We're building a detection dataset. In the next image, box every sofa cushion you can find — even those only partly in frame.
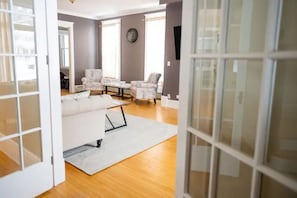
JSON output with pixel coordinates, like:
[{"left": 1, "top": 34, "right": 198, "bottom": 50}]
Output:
[
  {"left": 62, "top": 94, "right": 113, "bottom": 116},
  {"left": 61, "top": 90, "right": 90, "bottom": 101}
]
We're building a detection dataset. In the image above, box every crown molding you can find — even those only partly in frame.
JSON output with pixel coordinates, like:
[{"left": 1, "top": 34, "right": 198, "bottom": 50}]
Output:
[
  {"left": 96, "top": 5, "right": 166, "bottom": 20},
  {"left": 58, "top": 9, "right": 98, "bottom": 20},
  {"left": 58, "top": 4, "right": 166, "bottom": 21}
]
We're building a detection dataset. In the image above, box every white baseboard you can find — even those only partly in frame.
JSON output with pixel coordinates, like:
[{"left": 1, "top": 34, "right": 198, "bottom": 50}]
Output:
[{"left": 161, "top": 96, "right": 179, "bottom": 109}]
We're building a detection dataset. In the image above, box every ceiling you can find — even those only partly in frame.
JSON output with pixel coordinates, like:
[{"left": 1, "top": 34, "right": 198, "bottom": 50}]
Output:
[{"left": 57, "top": 0, "right": 166, "bottom": 20}]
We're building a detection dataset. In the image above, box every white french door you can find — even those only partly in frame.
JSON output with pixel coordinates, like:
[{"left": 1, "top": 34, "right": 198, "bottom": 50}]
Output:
[
  {"left": 177, "top": 0, "right": 297, "bottom": 198},
  {"left": 0, "top": 0, "right": 53, "bottom": 197}
]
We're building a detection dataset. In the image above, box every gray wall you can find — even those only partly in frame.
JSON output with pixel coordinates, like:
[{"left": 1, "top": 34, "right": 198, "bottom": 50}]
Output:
[
  {"left": 120, "top": 14, "right": 145, "bottom": 82},
  {"left": 97, "top": 14, "right": 145, "bottom": 82},
  {"left": 163, "top": 2, "right": 182, "bottom": 100},
  {"left": 58, "top": 14, "right": 99, "bottom": 84}
]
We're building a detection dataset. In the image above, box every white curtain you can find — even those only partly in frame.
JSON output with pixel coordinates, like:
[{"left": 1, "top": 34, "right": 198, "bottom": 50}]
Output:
[
  {"left": 0, "top": 0, "right": 13, "bottom": 82},
  {"left": 144, "top": 12, "right": 166, "bottom": 82},
  {"left": 101, "top": 19, "right": 121, "bottom": 79}
]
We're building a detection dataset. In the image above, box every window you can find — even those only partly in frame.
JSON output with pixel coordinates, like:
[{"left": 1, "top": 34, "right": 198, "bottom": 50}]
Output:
[
  {"left": 58, "top": 29, "right": 70, "bottom": 68},
  {"left": 144, "top": 12, "right": 166, "bottom": 82},
  {"left": 101, "top": 19, "right": 121, "bottom": 79}
]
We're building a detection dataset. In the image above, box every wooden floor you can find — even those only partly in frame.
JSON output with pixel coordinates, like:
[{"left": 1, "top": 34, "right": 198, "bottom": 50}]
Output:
[
  {"left": 0, "top": 151, "right": 20, "bottom": 177},
  {"left": 38, "top": 93, "right": 178, "bottom": 198}
]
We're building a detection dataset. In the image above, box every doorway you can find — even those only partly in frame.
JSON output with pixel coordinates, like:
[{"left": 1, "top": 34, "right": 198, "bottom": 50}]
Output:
[{"left": 58, "top": 20, "right": 75, "bottom": 93}]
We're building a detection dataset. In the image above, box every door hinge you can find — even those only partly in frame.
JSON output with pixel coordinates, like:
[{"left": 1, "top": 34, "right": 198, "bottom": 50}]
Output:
[
  {"left": 46, "top": 55, "right": 49, "bottom": 65},
  {"left": 51, "top": 156, "right": 54, "bottom": 165}
]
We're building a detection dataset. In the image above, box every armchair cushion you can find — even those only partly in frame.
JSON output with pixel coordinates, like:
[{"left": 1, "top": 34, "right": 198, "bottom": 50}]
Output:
[
  {"left": 146, "top": 73, "right": 161, "bottom": 84},
  {"left": 130, "top": 81, "right": 157, "bottom": 88},
  {"left": 130, "top": 73, "right": 161, "bottom": 101},
  {"left": 85, "top": 69, "right": 102, "bottom": 82},
  {"left": 81, "top": 69, "right": 104, "bottom": 91}
]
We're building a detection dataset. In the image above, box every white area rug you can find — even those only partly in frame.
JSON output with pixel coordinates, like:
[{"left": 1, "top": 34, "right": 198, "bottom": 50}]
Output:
[{"left": 64, "top": 110, "right": 177, "bottom": 175}]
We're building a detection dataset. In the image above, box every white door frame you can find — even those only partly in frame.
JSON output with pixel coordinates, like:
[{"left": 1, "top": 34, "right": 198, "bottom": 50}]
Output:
[
  {"left": 46, "top": 0, "right": 65, "bottom": 186},
  {"left": 58, "top": 20, "right": 75, "bottom": 93}
]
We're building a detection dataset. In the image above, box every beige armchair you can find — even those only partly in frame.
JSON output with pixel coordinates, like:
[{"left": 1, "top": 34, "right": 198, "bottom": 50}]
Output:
[
  {"left": 130, "top": 73, "right": 162, "bottom": 104},
  {"left": 81, "top": 69, "right": 104, "bottom": 92}
]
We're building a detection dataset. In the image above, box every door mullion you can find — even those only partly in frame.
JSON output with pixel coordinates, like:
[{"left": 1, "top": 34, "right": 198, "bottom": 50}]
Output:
[
  {"left": 208, "top": 0, "right": 229, "bottom": 196},
  {"left": 208, "top": 146, "right": 218, "bottom": 198},
  {"left": 250, "top": 0, "right": 281, "bottom": 197},
  {"left": 9, "top": 0, "right": 27, "bottom": 171}
]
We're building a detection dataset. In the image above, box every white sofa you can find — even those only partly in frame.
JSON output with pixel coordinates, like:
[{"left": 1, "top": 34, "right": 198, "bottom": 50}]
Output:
[{"left": 61, "top": 92, "right": 113, "bottom": 151}]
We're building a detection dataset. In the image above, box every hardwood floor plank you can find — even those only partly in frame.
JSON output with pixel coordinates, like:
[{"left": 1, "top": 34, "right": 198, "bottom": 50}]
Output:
[
  {"left": 38, "top": 95, "right": 177, "bottom": 197},
  {"left": 0, "top": 151, "right": 20, "bottom": 177}
]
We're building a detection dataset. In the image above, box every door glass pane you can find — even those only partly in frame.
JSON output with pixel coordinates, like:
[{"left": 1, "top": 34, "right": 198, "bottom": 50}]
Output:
[
  {"left": 0, "top": 12, "right": 12, "bottom": 54},
  {"left": 260, "top": 175, "right": 297, "bottom": 198},
  {"left": 0, "top": 56, "right": 16, "bottom": 95},
  {"left": 0, "top": 98, "right": 18, "bottom": 136},
  {"left": 265, "top": 60, "right": 297, "bottom": 181},
  {"left": 196, "top": 0, "right": 221, "bottom": 53},
  {"left": 0, "top": 137, "right": 21, "bottom": 177},
  {"left": 188, "top": 134, "right": 211, "bottom": 198},
  {"left": 191, "top": 59, "right": 216, "bottom": 136},
  {"left": 13, "top": 15, "right": 35, "bottom": 54},
  {"left": 20, "top": 95, "right": 40, "bottom": 131},
  {"left": 15, "top": 57, "right": 37, "bottom": 93},
  {"left": 226, "top": 0, "right": 269, "bottom": 52},
  {"left": 278, "top": 0, "right": 297, "bottom": 50},
  {"left": 0, "top": 0, "right": 10, "bottom": 10},
  {"left": 23, "top": 131, "right": 42, "bottom": 167},
  {"left": 219, "top": 60, "right": 263, "bottom": 157},
  {"left": 215, "top": 150, "right": 252, "bottom": 198},
  {"left": 12, "top": 0, "right": 33, "bottom": 14}
]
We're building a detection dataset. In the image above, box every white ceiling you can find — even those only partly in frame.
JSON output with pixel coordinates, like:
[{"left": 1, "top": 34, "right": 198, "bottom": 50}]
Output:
[{"left": 57, "top": 0, "right": 165, "bottom": 20}]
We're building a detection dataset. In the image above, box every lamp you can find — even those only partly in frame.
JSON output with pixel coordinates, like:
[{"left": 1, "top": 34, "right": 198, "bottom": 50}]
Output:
[{"left": 69, "top": 0, "right": 75, "bottom": 3}]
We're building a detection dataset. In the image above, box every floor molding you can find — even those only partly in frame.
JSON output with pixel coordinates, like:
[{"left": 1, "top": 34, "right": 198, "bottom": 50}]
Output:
[{"left": 161, "top": 96, "right": 179, "bottom": 109}]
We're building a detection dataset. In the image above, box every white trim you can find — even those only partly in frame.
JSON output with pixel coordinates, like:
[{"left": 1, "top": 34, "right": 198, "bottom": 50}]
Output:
[
  {"left": 46, "top": 0, "right": 66, "bottom": 186},
  {"left": 97, "top": 6, "right": 166, "bottom": 20},
  {"left": 190, "top": 52, "right": 265, "bottom": 59},
  {"left": 175, "top": 0, "right": 194, "bottom": 197},
  {"left": 101, "top": 18, "right": 121, "bottom": 25},
  {"left": 58, "top": 5, "right": 166, "bottom": 20},
  {"left": 58, "top": 10, "right": 97, "bottom": 20},
  {"left": 58, "top": 20, "right": 75, "bottom": 93},
  {"left": 144, "top": 11, "right": 166, "bottom": 20},
  {"left": 160, "top": 95, "right": 179, "bottom": 109},
  {"left": 268, "top": 51, "right": 297, "bottom": 59},
  {"left": 190, "top": 51, "right": 297, "bottom": 60},
  {"left": 257, "top": 165, "right": 297, "bottom": 193}
]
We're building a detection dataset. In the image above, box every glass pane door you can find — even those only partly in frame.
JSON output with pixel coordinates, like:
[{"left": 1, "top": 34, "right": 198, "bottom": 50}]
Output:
[
  {"left": 177, "top": 0, "right": 297, "bottom": 197},
  {"left": 0, "top": 0, "right": 53, "bottom": 196},
  {"left": 0, "top": 0, "right": 42, "bottom": 177}
]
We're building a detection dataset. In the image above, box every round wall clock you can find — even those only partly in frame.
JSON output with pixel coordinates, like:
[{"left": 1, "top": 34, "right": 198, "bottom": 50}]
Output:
[{"left": 126, "top": 28, "right": 138, "bottom": 43}]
